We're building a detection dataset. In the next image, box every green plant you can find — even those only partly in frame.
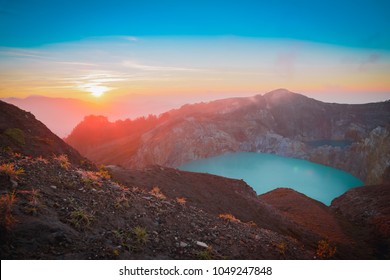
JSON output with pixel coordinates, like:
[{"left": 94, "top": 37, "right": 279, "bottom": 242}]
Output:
[
  {"left": 197, "top": 247, "right": 214, "bottom": 260},
  {"left": 53, "top": 154, "right": 71, "bottom": 170},
  {"left": 0, "top": 163, "right": 24, "bottom": 180},
  {"left": 69, "top": 208, "right": 94, "bottom": 229},
  {"left": 0, "top": 191, "right": 17, "bottom": 229},
  {"left": 132, "top": 226, "right": 148, "bottom": 245},
  {"left": 4, "top": 128, "right": 25, "bottom": 146},
  {"left": 150, "top": 186, "right": 166, "bottom": 199},
  {"left": 316, "top": 239, "right": 337, "bottom": 259}
]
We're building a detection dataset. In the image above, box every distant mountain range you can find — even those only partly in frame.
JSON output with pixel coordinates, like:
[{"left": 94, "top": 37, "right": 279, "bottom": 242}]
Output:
[
  {"left": 2, "top": 94, "right": 230, "bottom": 137},
  {"left": 66, "top": 89, "right": 390, "bottom": 184}
]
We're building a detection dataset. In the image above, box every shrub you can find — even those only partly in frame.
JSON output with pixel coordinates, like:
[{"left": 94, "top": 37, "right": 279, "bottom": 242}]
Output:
[
  {"left": 115, "top": 193, "right": 130, "bottom": 208},
  {"left": 275, "top": 241, "right": 286, "bottom": 256},
  {"left": 4, "top": 128, "right": 25, "bottom": 146},
  {"left": 246, "top": 221, "right": 257, "bottom": 227},
  {"left": 53, "top": 154, "right": 71, "bottom": 170},
  {"left": 0, "top": 163, "right": 24, "bottom": 180},
  {"left": 218, "top": 213, "right": 241, "bottom": 223},
  {"left": 132, "top": 226, "right": 148, "bottom": 245},
  {"left": 69, "top": 208, "right": 94, "bottom": 229},
  {"left": 18, "top": 189, "right": 41, "bottom": 215},
  {"left": 197, "top": 247, "right": 214, "bottom": 260},
  {"left": 316, "top": 239, "right": 337, "bottom": 259},
  {"left": 35, "top": 156, "right": 49, "bottom": 164},
  {"left": 0, "top": 191, "right": 17, "bottom": 229},
  {"left": 150, "top": 186, "right": 166, "bottom": 199},
  {"left": 77, "top": 170, "right": 102, "bottom": 187},
  {"left": 98, "top": 165, "right": 111, "bottom": 179},
  {"left": 176, "top": 197, "right": 187, "bottom": 205}
]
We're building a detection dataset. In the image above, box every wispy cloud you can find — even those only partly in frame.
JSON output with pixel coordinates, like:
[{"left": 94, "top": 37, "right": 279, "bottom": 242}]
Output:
[
  {"left": 0, "top": 47, "right": 47, "bottom": 59},
  {"left": 122, "top": 61, "right": 204, "bottom": 72}
]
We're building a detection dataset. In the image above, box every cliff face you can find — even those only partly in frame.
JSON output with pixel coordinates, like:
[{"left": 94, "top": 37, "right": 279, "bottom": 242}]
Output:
[{"left": 66, "top": 89, "right": 390, "bottom": 184}]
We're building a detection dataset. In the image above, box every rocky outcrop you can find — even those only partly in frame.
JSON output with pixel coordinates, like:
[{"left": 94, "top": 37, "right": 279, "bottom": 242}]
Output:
[{"left": 65, "top": 89, "right": 390, "bottom": 184}]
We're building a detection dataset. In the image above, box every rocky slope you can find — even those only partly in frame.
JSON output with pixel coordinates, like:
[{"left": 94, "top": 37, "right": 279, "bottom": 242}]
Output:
[
  {"left": 331, "top": 184, "right": 390, "bottom": 259},
  {"left": 0, "top": 100, "right": 85, "bottom": 166},
  {"left": 0, "top": 151, "right": 314, "bottom": 259},
  {"left": 66, "top": 89, "right": 390, "bottom": 184}
]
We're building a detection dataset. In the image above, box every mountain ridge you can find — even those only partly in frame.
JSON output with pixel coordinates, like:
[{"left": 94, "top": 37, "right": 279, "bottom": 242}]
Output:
[{"left": 66, "top": 89, "right": 390, "bottom": 184}]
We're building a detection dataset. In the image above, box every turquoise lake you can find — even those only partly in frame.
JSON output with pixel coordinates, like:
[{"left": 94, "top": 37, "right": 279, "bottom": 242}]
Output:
[{"left": 179, "top": 152, "right": 364, "bottom": 205}]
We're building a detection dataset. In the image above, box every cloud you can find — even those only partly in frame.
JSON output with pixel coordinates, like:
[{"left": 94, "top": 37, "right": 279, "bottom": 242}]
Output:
[
  {"left": 0, "top": 47, "right": 47, "bottom": 59},
  {"left": 122, "top": 61, "right": 203, "bottom": 72},
  {"left": 123, "top": 36, "right": 138, "bottom": 42}
]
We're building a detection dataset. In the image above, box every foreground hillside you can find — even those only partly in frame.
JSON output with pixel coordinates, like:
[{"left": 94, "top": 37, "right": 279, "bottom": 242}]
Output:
[
  {"left": 66, "top": 89, "right": 390, "bottom": 184},
  {"left": 0, "top": 151, "right": 314, "bottom": 259},
  {"left": 2, "top": 150, "right": 389, "bottom": 259},
  {"left": 1, "top": 99, "right": 388, "bottom": 259}
]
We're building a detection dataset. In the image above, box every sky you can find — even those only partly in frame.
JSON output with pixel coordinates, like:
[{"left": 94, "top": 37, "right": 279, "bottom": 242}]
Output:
[{"left": 0, "top": 0, "right": 390, "bottom": 104}]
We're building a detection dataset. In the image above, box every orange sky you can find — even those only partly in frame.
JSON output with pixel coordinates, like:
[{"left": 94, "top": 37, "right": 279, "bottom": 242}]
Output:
[{"left": 1, "top": 36, "right": 390, "bottom": 104}]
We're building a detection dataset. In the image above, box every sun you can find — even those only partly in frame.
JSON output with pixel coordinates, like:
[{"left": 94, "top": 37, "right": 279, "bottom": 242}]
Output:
[{"left": 88, "top": 85, "right": 109, "bottom": 97}]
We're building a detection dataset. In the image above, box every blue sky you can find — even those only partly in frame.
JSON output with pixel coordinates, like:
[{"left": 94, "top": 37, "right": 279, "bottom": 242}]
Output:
[
  {"left": 0, "top": 0, "right": 389, "bottom": 103},
  {"left": 0, "top": 0, "right": 389, "bottom": 49}
]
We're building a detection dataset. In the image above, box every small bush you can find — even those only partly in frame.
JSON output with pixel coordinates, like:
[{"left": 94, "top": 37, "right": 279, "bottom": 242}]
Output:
[
  {"left": 18, "top": 189, "right": 42, "bottom": 215},
  {"left": 218, "top": 213, "right": 241, "bottom": 223},
  {"left": 0, "top": 163, "right": 24, "bottom": 180},
  {"left": 150, "top": 186, "right": 166, "bottom": 199},
  {"left": 197, "top": 247, "right": 214, "bottom": 260},
  {"left": 115, "top": 193, "right": 130, "bottom": 208},
  {"left": 132, "top": 226, "right": 148, "bottom": 245},
  {"left": 316, "top": 239, "right": 337, "bottom": 259},
  {"left": 98, "top": 165, "right": 111, "bottom": 179},
  {"left": 275, "top": 241, "right": 286, "bottom": 256},
  {"left": 69, "top": 208, "right": 94, "bottom": 229},
  {"left": 53, "top": 154, "right": 71, "bottom": 170},
  {"left": 4, "top": 128, "right": 25, "bottom": 146},
  {"left": 246, "top": 221, "right": 257, "bottom": 227},
  {"left": 35, "top": 156, "right": 49, "bottom": 164},
  {"left": 0, "top": 191, "right": 17, "bottom": 229},
  {"left": 176, "top": 197, "right": 187, "bottom": 205}
]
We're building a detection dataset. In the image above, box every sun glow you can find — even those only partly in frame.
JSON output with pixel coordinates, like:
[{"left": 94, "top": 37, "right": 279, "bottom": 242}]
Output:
[
  {"left": 88, "top": 85, "right": 109, "bottom": 97},
  {"left": 78, "top": 83, "right": 111, "bottom": 98}
]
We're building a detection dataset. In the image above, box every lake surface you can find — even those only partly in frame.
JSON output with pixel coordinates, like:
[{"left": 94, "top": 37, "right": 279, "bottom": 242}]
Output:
[{"left": 179, "top": 152, "right": 363, "bottom": 205}]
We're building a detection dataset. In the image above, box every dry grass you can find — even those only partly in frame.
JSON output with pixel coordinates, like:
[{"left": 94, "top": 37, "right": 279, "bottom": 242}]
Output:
[
  {"left": 0, "top": 191, "right": 17, "bottom": 229},
  {"left": 176, "top": 197, "right": 187, "bottom": 205},
  {"left": 133, "top": 226, "right": 148, "bottom": 245},
  {"left": 150, "top": 186, "right": 166, "bottom": 199},
  {"left": 218, "top": 213, "right": 241, "bottom": 223},
  {"left": 316, "top": 239, "right": 337, "bottom": 259},
  {"left": 0, "top": 163, "right": 24, "bottom": 180},
  {"left": 69, "top": 208, "right": 94, "bottom": 230},
  {"left": 53, "top": 154, "right": 71, "bottom": 170}
]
